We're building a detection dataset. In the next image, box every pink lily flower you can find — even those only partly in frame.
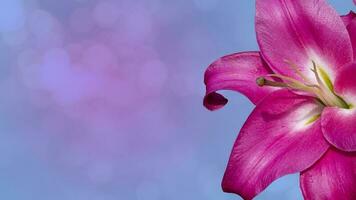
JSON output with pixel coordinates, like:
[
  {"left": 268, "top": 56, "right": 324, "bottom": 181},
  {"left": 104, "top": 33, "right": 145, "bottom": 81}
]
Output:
[{"left": 204, "top": 1, "right": 356, "bottom": 199}]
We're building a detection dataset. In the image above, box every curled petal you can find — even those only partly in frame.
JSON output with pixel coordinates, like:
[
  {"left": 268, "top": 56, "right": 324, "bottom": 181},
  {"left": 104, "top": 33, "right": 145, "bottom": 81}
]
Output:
[
  {"left": 222, "top": 89, "right": 329, "bottom": 200},
  {"left": 301, "top": 149, "right": 356, "bottom": 200},
  {"left": 321, "top": 62, "right": 356, "bottom": 151},
  {"left": 256, "top": 0, "right": 353, "bottom": 81},
  {"left": 203, "top": 52, "right": 275, "bottom": 111}
]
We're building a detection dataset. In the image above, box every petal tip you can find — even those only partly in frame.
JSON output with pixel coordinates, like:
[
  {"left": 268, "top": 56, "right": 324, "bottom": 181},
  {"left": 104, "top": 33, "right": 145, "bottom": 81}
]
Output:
[
  {"left": 222, "top": 178, "right": 253, "bottom": 200},
  {"left": 341, "top": 10, "right": 356, "bottom": 26},
  {"left": 203, "top": 92, "right": 228, "bottom": 111}
]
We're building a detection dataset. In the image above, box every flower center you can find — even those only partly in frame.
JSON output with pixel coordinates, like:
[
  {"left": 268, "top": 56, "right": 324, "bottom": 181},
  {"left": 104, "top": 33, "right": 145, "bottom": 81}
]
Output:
[{"left": 256, "top": 61, "right": 350, "bottom": 109}]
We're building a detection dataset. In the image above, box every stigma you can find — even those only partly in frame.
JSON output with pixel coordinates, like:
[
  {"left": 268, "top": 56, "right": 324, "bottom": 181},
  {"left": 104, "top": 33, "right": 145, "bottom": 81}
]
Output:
[{"left": 256, "top": 61, "right": 349, "bottom": 109}]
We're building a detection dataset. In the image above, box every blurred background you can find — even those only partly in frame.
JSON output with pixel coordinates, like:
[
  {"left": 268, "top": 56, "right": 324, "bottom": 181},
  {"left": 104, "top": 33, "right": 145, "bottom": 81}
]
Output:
[{"left": 0, "top": 0, "right": 353, "bottom": 199}]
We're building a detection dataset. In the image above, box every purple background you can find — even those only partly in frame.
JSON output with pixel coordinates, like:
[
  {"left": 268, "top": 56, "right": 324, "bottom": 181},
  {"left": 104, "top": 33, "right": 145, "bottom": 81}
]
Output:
[{"left": 0, "top": 0, "right": 353, "bottom": 199}]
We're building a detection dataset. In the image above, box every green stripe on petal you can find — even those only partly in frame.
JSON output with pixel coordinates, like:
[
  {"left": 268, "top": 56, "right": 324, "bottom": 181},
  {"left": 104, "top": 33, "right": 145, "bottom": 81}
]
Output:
[
  {"left": 305, "top": 113, "right": 321, "bottom": 125},
  {"left": 318, "top": 67, "right": 334, "bottom": 92}
]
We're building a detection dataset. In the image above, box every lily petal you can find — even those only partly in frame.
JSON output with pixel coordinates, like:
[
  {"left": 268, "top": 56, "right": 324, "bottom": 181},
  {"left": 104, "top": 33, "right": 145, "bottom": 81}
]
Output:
[
  {"left": 322, "top": 107, "right": 356, "bottom": 151},
  {"left": 203, "top": 52, "right": 275, "bottom": 111},
  {"left": 341, "top": 11, "right": 356, "bottom": 59},
  {"left": 347, "top": 19, "right": 356, "bottom": 59},
  {"left": 341, "top": 11, "right": 356, "bottom": 26},
  {"left": 300, "top": 148, "right": 356, "bottom": 200},
  {"left": 321, "top": 62, "right": 356, "bottom": 151},
  {"left": 256, "top": 0, "right": 353, "bottom": 81},
  {"left": 222, "top": 89, "right": 329, "bottom": 200}
]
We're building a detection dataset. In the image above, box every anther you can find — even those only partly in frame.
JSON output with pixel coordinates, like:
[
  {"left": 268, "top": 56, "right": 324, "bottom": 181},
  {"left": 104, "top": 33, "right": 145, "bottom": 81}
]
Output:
[{"left": 256, "top": 77, "right": 266, "bottom": 86}]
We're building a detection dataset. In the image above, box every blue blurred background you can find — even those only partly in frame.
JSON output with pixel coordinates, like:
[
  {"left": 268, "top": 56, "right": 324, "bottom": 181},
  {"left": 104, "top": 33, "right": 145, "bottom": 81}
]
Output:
[{"left": 0, "top": 0, "right": 353, "bottom": 199}]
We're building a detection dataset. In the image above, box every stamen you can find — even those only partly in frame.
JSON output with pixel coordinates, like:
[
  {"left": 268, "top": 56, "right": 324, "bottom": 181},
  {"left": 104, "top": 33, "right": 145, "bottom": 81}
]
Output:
[
  {"left": 311, "top": 61, "right": 349, "bottom": 109},
  {"left": 268, "top": 74, "right": 306, "bottom": 87},
  {"left": 256, "top": 77, "right": 288, "bottom": 87},
  {"left": 267, "top": 74, "right": 316, "bottom": 93},
  {"left": 310, "top": 62, "right": 334, "bottom": 105},
  {"left": 255, "top": 61, "right": 350, "bottom": 109},
  {"left": 311, "top": 61, "right": 324, "bottom": 89}
]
